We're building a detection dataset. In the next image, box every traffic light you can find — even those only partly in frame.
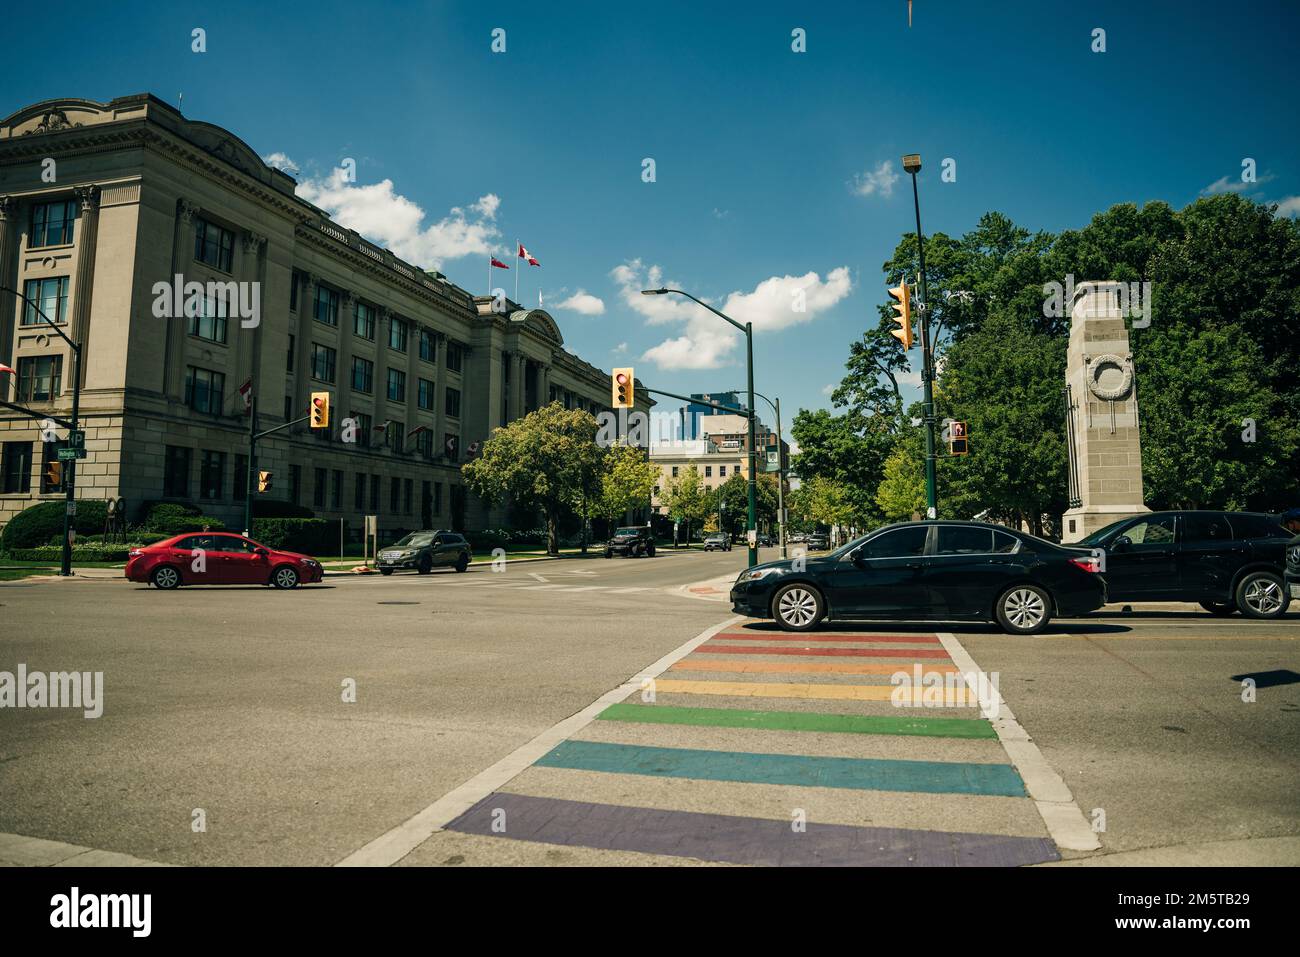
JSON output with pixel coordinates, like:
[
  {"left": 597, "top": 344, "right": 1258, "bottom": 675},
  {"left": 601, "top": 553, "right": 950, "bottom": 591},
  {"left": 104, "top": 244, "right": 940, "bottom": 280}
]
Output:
[
  {"left": 612, "top": 367, "right": 634, "bottom": 409},
  {"left": 310, "top": 391, "right": 330, "bottom": 429},
  {"left": 949, "top": 420, "right": 969, "bottom": 456},
  {"left": 888, "top": 280, "right": 913, "bottom": 350},
  {"left": 44, "top": 460, "right": 63, "bottom": 490},
  {"left": 257, "top": 470, "right": 273, "bottom": 493}
]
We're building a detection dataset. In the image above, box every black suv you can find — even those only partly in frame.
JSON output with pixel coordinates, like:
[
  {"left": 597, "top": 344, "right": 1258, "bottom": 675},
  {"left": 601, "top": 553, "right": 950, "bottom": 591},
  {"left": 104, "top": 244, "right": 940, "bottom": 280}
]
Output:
[
  {"left": 1286, "top": 534, "right": 1300, "bottom": 606},
  {"left": 605, "top": 526, "right": 656, "bottom": 558},
  {"left": 1076, "top": 511, "right": 1291, "bottom": 619},
  {"left": 377, "top": 530, "right": 471, "bottom": 575}
]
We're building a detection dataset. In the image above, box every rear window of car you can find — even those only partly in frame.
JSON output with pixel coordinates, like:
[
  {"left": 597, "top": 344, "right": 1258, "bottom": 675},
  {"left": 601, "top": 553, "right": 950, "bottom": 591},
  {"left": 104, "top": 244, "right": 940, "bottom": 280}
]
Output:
[
  {"left": 442, "top": 534, "right": 464, "bottom": 544},
  {"left": 1225, "top": 514, "right": 1288, "bottom": 540},
  {"left": 1183, "top": 512, "right": 1232, "bottom": 544},
  {"left": 936, "top": 526, "right": 993, "bottom": 554}
]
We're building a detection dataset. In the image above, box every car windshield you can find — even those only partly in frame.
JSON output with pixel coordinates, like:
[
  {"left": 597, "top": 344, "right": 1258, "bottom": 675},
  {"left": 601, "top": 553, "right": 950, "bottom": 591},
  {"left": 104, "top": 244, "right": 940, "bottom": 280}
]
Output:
[
  {"left": 615, "top": 527, "right": 641, "bottom": 536},
  {"left": 392, "top": 533, "right": 434, "bottom": 547},
  {"left": 1077, "top": 519, "right": 1131, "bottom": 546}
]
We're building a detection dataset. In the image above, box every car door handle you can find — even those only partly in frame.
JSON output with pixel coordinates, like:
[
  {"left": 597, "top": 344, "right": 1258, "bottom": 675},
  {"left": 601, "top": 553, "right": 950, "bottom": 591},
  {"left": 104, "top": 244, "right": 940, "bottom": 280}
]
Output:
[{"left": 905, "top": 562, "right": 924, "bottom": 569}]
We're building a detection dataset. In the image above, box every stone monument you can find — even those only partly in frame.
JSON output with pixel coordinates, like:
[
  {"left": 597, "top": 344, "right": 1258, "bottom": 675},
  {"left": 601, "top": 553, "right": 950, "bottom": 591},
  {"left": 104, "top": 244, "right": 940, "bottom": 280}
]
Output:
[{"left": 1061, "top": 281, "right": 1149, "bottom": 543}]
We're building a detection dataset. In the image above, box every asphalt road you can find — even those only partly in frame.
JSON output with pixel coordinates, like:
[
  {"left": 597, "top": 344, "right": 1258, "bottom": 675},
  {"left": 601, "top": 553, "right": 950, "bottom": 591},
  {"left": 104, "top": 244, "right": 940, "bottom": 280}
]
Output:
[{"left": 1, "top": 547, "right": 1297, "bottom": 866}]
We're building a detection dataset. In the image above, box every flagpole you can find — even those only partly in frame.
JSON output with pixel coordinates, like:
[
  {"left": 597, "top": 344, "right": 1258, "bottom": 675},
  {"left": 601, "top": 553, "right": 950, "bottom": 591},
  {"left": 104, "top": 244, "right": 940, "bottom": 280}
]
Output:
[{"left": 514, "top": 238, "right": 520, "bottom": 304}]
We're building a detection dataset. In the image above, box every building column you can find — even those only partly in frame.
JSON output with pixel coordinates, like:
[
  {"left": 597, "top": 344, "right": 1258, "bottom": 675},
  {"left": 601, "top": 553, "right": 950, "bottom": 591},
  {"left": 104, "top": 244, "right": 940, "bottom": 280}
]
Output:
[
  {"left": 237, "top": 230, "right": 266, "bottom": 401},
  {"left": 294, "top": 273, "right": 318, "bottom": 418},
  {"left": 69, "top": 185, "right": 101, "bottom": 389},
  {"left": 513, "top": 352, "right": 527, "bottom": 420},
  {"left": 539, "top": 362, "right": 552, "bottom": 410},
  {"left": 433, "top": 331, "right": 448, "bottom": 467},
  {"left": 164, "top": 199, "right": 197, "bottom": 399},
  {"left": 0, "top": 196, "right": 16, "bottom": 402}
]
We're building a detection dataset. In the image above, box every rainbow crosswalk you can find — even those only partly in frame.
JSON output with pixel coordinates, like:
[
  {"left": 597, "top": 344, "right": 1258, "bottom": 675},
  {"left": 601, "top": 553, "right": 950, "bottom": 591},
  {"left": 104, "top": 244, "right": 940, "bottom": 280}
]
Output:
[{"left": 445, "top": 621, "right": 1061, "bottom": 866}]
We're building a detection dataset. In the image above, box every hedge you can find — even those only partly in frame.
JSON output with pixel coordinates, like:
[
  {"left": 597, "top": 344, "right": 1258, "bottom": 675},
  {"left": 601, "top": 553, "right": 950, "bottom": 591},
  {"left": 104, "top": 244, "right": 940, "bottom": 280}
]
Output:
[
  {"left": 250, "top": 518, "right": 334, "bottom": 555},
  {"left": 1, "top": 500, "right": 110, "bottom": 551},
  {"left": 6, "top": 543, "right": 138, "bottom": 563},
  {"left": 148, "top": 514, "right": 226, "bottom": 535}
]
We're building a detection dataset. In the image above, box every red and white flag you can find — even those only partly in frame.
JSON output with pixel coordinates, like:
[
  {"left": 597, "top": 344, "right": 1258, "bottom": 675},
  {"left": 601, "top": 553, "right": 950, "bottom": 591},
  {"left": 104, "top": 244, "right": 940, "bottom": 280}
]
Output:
[
  {"left": 517, "top": 243, "right": 540, "bottom": 267},
  {"left": 237, "top": 377, "right": 253, "bottom": 413},
  {"left": 490, "top": 256, "right": 510, "bottom": 269},
  {"left": 0, "top": 363, "right": 16, "bottom": 377}
]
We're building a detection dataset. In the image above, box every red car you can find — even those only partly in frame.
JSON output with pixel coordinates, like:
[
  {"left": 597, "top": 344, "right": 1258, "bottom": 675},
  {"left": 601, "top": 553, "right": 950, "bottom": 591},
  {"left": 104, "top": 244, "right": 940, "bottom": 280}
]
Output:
[{"left": 125, "top": 532, "right": 324, "bottom": 589}]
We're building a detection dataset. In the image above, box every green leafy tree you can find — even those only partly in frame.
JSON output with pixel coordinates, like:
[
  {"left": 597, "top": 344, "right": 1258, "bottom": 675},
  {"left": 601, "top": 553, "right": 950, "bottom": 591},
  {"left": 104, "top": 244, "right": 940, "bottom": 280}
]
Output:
[
  {"left": 709, "top": 472, "right": 779, "bottom": 537},
  {"left": 660, "top": 465, "right": 709, "bottom": 543},
  {"left": 462, "top": 403, "right": 605, "bottom": 555},
  {"left": 593, "top": 444, "right": 658, "bottom": 526}
]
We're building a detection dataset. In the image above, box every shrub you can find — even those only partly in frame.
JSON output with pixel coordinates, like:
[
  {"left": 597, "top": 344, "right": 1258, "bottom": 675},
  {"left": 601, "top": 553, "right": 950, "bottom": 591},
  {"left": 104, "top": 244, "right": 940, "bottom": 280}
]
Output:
[
  {"left": 251, "top": 518, "right": 334, "bottom": 555},
  {"left": 6, "top": 542, "right": 139, "bottom": 563},
  {"left": 139, "top": 501, "right": 201, "bottom": 525},
  {"left": 80, "top": 531, "right": 170, "bottom": 545},
  {"left": 1, "top": 499, "right": 110, "bottom": 551},
  {"left": 149, "top": 514, "right": 226, "bottom": 535},
  {"left": 469, "top": 529, "right": 508, "bottom": 551}
]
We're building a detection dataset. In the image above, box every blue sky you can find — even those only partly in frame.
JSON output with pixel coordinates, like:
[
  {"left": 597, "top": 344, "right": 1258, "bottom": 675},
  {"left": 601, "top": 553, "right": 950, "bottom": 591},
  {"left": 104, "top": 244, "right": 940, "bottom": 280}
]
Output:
[{"left": 5, "top": 0, "right": 1298, "bottom": 431}]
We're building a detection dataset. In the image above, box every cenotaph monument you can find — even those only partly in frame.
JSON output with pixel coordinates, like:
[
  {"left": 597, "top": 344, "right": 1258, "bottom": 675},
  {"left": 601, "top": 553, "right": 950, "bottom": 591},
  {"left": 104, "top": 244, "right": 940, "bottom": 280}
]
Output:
[{"left": 1061, "top": 281, "right": 1149, "bottom": 543}]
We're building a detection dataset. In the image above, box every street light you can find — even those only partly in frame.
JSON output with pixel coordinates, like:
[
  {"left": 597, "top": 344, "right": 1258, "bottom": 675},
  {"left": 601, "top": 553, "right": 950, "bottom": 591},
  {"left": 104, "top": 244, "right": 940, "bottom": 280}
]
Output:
[
  {"left": 1, "top": 284, "right": 83, "bottom": 576},
  {"left": 725, "top": 388, "right": 787, "bottom": 559},
  {"left": 641, "top": 287, "right": 760, "bottom": 568},
  {"left": 900, "top": 154, "right": 938, "bottom": 519}
]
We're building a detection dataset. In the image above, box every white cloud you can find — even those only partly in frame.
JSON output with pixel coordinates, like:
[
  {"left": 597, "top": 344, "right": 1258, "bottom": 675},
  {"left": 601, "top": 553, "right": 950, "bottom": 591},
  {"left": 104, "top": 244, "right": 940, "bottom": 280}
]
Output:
[
  {"left": 821, "top": 383, "right": 836, "bottom": 396},
  {"left": 851, "top": 160, "right": 900, "bottom": 199},
  {"left": 557, "top": 290, "right": 606, "bottom": 315},
  {"left": 613, "top": 342, "right": 629, "bottom": 354},
  {"left": 1202, "top": 171, "right": 1274, "bottom": 195},
  {"left": 613, "top": 260, "right": 853, "bottom": 370},
  {"left": 262, "top": 151, "right": 299, "bottom": 174},
  {"left": 296, "top": 167, "right": 501, "bottom": 269},
  {"left": 1272, "top": 195, "right": 1300, "bottom": 217}
]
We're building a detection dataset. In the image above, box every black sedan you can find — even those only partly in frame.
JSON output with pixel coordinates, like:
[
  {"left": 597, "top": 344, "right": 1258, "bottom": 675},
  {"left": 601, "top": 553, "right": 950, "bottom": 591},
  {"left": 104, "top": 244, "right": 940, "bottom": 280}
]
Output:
[{"left": 730, "top": 521, "right": 1106, "bottom": 635}]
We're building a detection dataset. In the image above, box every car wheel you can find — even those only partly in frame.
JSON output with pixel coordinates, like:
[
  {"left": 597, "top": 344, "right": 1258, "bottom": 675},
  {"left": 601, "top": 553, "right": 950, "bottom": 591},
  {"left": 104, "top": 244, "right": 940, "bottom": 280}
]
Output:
[
  {"left": 151, "top": 565, "right": 181, "bottom": 590},
  {"left": 1235, "top": 571, "right": 1288, "bottom": 619},
  {"left": 647, "top": 544, "right": 656, "bottom": 557},
  {"left": 772, "top": 583, "right": 824, "bottom": 632},
  {"left": 1199, "top": 600, "right": 1237, "bottom": 616},
  {"left": 604, "top": 550, "right": 612, "bottom": 559},
  {"left": 417, "top": 555, "right": 433, "bottom": 575},
  {"left": 996, "top": 585, "right": 1051, "bottom": 635},
  {"left": 272, "top": 565, "right": 299, "bottom": 589},
  {"left": 379, "top": 568, "right": 394, "bottom": 576},
  {"left": 454, "top": 554, "right": 469, "bottom": 573},
  {"left": 630, "top": 544, "right": 641, "bottom": 558}
]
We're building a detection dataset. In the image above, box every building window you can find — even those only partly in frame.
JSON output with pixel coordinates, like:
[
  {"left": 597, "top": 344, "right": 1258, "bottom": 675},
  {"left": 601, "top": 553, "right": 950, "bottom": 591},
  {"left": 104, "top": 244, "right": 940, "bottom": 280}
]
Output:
[
  {"left": 234, "top": 453, "right": 247, "bottom": 501},
  {"left": 2, "top": 442, "right": 32, "bottom": 493},
  {"left": 21, "top": 276, "right": 70, "bottom": 326},
  {"left": 370, "top": 473, "right": 380, "bottom": 512},
  {"left": 310, "top": 343, "right": 336, "bottom": 383},
  {"left": 419, "top": 328, "right": 436, "bottom": 363},
  {"left": 290, "top": 464, "right": 302, "bottom": 505},
  {"left": 433, "top": 481, "right": 443, "bottom": 516},
  {"left": 194, "top": 218, "right": 234, "bottom": 272},
  {"left": 313, "top": 467, "right": 327, "bottom": 508},
  {"left": 354, "top": 473, "right": 366, "bottom": 511},
  {"left": 331, "top": 469, "right": 343, "bottom": 510},
  {"left": 353, "top": 412, "right": 372, "bottom": 448},
  {"left": 444, "top": 433, "right": 459, "bottom": 462},
  {"left": 387, "top": 369, "right": 406, "bottom": 403},
  {"left": 390, "top": 476, "right": 400, "bottom": 513},
  {"left": 549, "top": 384, "right": 557, "bottom": 403},
  {"left": 314, "top": 285, "right": 339, "bottom": 326},
  {"left": 200, "top": 450, "right": 226, "bottom": 500},
  {"left": 184, "top": 367, "right": 226, "bottom": 416},
  {"left": 290, "top": 271, "right": 300, "bottom": 312},
  {"left": 705, "top": 466, "right": 712, "bottom": 477},
  {"left": 403, "top": 478, "right": 413, "bottom": 515},
  {"left": 188, "top": 293, "right": 228, "bottom": 343},
  {"left": 445, "top": 387, "right": 461, "bottom": 419},
  {"left": 388, "top": 420, "right": 405, "bottom": 454},
  {"left": 351, "top": 356, "right": 374, "bottom": 394},
  {"left": 16, "top": 355, "right": 62, "bottom": 401},
  {"left": 29, "top": 200, "right": 77, "bottom": 248},
  {"left": 286, "top": 334, "right": 295, "bottom": 372},
  {"left": 354, "top": 302, "right": 376, "bottom": 340},
  {"left": 671, "top": 466, "right": 679, "bottom": 477},
  {"left": 164, "top": 445, "right": 191, "bottom": 498},
  {"left": 719, "top": 465, "right": 727, "bottom": 477},
  {"left": 283, "top": 395, "right": 293, "bottom": 422},
  {"left": 389, "top": 316, "right": 408, "bottom": 352},
  {"left": 417, "top": 378, "right": 435, "bottom": 411},
  {"left": 416, "top": 428, "right": 433, "bottom": 459},
  {"left": 446, "top": 341, "right": 463, "bottom": 372}
]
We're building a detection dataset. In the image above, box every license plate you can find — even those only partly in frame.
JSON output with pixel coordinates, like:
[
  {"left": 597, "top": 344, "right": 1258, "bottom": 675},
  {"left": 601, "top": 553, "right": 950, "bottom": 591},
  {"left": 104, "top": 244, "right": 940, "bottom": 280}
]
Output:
[{"left": 380, "top": 552, "right": 399, "bottom": 561}]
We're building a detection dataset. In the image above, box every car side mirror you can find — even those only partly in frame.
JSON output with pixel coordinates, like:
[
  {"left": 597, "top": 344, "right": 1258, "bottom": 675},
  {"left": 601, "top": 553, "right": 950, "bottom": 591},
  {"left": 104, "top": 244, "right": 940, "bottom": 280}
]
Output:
[
  {"left": 1112, "top": 536, "right": 1131, "bottom": 552},
  {"left": 253, "top": 547, "right": 269, "bottom": 557}
]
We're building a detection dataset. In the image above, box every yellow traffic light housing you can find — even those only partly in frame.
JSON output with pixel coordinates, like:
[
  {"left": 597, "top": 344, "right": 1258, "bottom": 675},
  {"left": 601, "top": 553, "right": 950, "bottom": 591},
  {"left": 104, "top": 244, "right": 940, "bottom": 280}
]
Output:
[
  {"left": 257, "top": 470, "right": 273, "bottom": 493},
  {"left": 45, "top": 459, "right": 63, "bottom": 490},
  {"left": 310, "top": 391, "right": 330, "bottom": 429},
  {"left": 949, "top": 420, "right": 969, "bottom": 456},
  {"left": 612, "top": 367, "right": 634, "bottom": 409},
  {"left": 888, "top": 280, "right": 914, "bottom": 350}
]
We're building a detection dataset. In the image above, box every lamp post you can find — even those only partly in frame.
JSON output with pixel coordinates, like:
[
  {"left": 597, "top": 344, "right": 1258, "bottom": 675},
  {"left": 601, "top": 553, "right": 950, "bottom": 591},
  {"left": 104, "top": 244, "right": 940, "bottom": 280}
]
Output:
[
  {"left": 642, "top": 287, "right": 759, "bottom": 568},
  {"left": 727, "top": 387, "right": 787, "bottom": 559},
  {"left": 901, "top": 154, "right": 938, "bottom": 519},
  {"left": 1, "top": 284, "right": 82, "bottom": 576}
]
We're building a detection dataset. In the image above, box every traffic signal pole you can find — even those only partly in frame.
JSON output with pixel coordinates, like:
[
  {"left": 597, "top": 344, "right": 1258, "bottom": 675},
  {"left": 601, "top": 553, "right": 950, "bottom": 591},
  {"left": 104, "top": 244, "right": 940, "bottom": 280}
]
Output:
[
  {"left": 242, "top": 396, "right": 320, "bottom": 536},
  {"left": 907, "top": 162, "right": 938, "bottom": 519}
]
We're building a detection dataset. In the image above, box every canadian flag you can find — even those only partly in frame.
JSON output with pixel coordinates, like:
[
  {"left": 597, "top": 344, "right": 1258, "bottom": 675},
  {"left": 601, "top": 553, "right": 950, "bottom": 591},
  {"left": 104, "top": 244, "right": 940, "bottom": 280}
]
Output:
[
  {"left": 0, "top": 362, "right": 16, "bottom": 377},
  {"left": 238, "top": 377, "right": 253, "bottom": 413},
  {"left": 517, "top": 243, "right": 540, "bottom": 267},
  {"left": 490, "top": 256, "right": 510, "bottom": 269}
]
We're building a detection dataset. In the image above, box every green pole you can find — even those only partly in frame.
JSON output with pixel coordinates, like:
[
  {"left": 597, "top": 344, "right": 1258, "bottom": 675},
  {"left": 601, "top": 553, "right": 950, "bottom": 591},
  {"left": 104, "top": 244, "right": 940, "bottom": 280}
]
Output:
[
  {"left": 745, "top": 321, "right": 757, "bottom": 568},
  {"left": 909, "top": 169, "right": 938, "bottom": 519}
]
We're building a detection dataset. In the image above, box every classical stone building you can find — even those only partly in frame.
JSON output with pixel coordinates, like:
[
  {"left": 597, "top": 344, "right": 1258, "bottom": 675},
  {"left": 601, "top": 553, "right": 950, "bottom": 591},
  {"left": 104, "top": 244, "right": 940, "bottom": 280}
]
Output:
[{"left": 0, "top": 94, "right": 647, "bottom": 538}]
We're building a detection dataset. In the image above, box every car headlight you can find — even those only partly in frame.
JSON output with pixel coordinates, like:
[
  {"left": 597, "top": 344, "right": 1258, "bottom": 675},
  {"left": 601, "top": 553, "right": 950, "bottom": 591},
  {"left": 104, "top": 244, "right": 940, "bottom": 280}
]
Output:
[{"left": 737, "top": 567, "right": 784, "bottom": 584}]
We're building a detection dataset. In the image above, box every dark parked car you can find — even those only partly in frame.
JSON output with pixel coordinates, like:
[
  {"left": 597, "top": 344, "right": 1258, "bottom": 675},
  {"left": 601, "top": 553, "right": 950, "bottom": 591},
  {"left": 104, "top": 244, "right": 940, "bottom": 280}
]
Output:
[
  {"left": 756, "top": 534, "right": 774, "bottom": 548},
  {"left": 704, "top": 533, "right": 731, "bottom": 552},
  {"left": 377, "top": 530, "right": 470, "bottom": 575},
  {"left": 126, "top": 532, "right": 324, "bottom": 589},
  {"left": 605, "top": 526, "right": 656, "bottom": 558},
  {"left": 806, "top": 533, "right": 830, "bottom": 550},
  {"left": 1076, "top": 511, "right": 1291, "bottom": 619},
  {"left": 731, "top": 521, "right": 1106, "bottom": 634},
  {"left": 1286, "top": 535, "right": 1300, "bottom": 605}
]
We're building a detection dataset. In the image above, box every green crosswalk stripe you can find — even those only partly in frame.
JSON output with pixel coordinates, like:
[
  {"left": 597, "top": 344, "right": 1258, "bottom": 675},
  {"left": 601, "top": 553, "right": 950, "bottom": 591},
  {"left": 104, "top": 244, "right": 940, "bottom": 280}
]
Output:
[{"left": 597, "top": 702, "right": 997, "bottom": 738}]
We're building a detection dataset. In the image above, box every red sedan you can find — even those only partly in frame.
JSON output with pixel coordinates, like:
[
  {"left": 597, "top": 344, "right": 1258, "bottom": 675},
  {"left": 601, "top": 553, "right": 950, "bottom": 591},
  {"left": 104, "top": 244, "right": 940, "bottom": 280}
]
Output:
[{"left": 125, "top": 532, "right": 324, "bottom": 589}]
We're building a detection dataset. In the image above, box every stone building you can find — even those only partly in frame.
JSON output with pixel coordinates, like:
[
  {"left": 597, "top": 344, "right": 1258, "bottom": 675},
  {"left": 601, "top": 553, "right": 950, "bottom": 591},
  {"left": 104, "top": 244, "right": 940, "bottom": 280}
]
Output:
[{"left": 0, "top": 94, "right": 647, "bottom": 538}]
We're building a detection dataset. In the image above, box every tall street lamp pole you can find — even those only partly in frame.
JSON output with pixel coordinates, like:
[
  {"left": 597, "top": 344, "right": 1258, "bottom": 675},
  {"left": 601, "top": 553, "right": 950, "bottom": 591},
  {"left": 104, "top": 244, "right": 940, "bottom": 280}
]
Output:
[
  {"left": 728, "top": 387, "right": 787, "bottom": 559},
  {"left": 642, "top": 287, "right": 759, "bottom": 568},
  {"left": 902, "top": 154, "right": 938, "bottom": 519},
  {"left": 1, "top": 284, "right": 82, "bottom": 576}
]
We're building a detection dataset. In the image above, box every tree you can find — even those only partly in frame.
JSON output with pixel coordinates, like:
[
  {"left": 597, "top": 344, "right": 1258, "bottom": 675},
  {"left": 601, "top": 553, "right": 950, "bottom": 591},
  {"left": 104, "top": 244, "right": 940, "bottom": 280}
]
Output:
[
  {"left": 593, "top": 444, "right": 658, "bottom": 527},
  {"left": 790, "top": 476, "right": 858, "bottom": 539},
  {"left": 710, "top": 472, "right": 779, "bottom": 537},
  {"left": 461, "top": 403, "right": 605, "bottom": 555},
  {"left": 660, "top": 465, "right": 708, "bottom": 543},
  {"left": 876, "top": 442, "right": 925, "bottom": 521}
]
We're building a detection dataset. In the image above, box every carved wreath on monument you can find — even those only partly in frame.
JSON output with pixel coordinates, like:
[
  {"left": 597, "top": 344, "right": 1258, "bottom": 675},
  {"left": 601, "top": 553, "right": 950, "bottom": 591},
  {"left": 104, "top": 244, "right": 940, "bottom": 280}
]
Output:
[{"left": 1084, "top": 353, "right": 1134, "bottom": 401}]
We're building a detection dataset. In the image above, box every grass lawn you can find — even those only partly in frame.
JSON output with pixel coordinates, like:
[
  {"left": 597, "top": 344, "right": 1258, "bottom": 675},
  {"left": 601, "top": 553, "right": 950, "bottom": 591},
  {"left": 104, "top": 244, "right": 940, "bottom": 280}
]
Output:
[{"left": 0, "top": 559, "right": 123, "bottom": 581}]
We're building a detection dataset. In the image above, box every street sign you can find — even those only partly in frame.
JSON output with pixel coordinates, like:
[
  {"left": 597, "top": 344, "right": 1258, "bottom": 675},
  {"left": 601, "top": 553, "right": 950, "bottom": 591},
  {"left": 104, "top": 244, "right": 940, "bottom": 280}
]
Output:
[
  {"left": 765, "top": 450, "right": 780, "bottom": 472},
  {"left": 68, "top": 429, "right": 86, "bottom": 448},
  {"left": 66, "top": 500, "right": 76, "bottom": 516},
  {"left": 57, "top": 447, "right": 86, "bottom": 461}
]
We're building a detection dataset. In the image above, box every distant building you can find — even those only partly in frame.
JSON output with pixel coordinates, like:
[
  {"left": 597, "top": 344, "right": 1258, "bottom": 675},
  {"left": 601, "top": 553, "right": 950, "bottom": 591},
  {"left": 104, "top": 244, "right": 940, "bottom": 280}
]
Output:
[{"left": 679, "top": 391, "right": 744, "bottom": 440}]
